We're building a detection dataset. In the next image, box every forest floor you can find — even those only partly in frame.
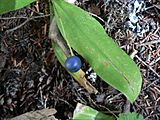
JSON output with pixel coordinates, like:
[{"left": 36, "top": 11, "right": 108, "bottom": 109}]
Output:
[{"left": 0, "top": 0, "right": 160, "bottom": 120}]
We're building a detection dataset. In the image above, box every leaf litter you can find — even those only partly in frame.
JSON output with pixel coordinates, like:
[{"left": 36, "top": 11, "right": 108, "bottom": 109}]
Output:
[{"left": 0, "top": 0, "right": 159, "bottom": 119}]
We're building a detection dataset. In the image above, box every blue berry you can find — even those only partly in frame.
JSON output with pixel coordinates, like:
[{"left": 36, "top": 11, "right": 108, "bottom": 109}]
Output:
[{"left": 65, "top": 56, "right": 81, "bottom": 72}]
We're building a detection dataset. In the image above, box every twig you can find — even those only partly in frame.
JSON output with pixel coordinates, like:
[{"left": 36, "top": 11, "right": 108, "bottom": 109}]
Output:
[
  {"left": 0, "top": 14, "right": 50, "bottom": 20},
  {"left": 6, "top": 19, "right": 29, "bottom": 33},
  {"left": 89, "top": 12, "right": 105, "bottom": 23},
  {"left": 49, "top": 17, "right": 70, "bottom": 57},
  {"left": 5, "top": 14, "right": 50, "bottom": 33},
  {"left": 135, "top": 55, "right": 160, "bottom": 78},
  {"left": 130, "top": 49, "right": 138, "bottom": 59},
  {"left": 143, "top": 79, "right": 160, "bottom": 90},
  {"left": 108, "top": 93, "right": 122, "bottom": 101},
  {"left": 135, "top": 39, "right": 160, "bottom": 46},
  {"left": 136, "top": 55, "right": 160, "bottom": 90},
  {"left": 0, "top": 16, "right": 28, "bottom": 20}
]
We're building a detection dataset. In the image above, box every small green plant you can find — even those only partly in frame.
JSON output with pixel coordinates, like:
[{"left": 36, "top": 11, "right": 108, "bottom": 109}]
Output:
[
  {"left": 73, "top": 103, "right": 115, "bottom": 120},
  {"left": 73, "top": 103, "right": 144, "bottom": 120},
  {"left": 50, "top": 0, "right": 142, "bottom": 103},
  {"left": 118, "top": 112, "right": 144, "bottom": 120}
]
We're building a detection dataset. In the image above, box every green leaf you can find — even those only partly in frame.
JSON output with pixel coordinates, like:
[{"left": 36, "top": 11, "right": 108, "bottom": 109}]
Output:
[
  {"left": 0, "top": 0, "right": 36, "bottom": 14},
  {"left": 118, "top": 112, "right": 144, "bottom": 120},
  {"left": 73, "top": 103, "right": 115, "bottom": 120},
  {"left": 52, "top": 0, "right": 142, "bottom": 102}
]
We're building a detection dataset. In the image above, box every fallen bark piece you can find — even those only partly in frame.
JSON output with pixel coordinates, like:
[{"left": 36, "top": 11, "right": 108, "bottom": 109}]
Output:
[{"left": 9, "top": 108, "right": 57, "bottom": 120}]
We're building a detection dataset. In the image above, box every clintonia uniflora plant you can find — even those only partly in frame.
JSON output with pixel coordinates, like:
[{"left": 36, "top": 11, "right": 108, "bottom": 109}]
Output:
[
  {"left": 73, "top": 103, "right": 144, "bottom": 120},
  {"left": 50, "top": 0, "right": 142, "bottom": 103},
  {"left": 0, "top": 0, "right": 142, "bottom": 104}
]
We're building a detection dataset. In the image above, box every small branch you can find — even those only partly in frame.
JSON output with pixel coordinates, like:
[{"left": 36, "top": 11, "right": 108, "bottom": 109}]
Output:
[
  {"left": 135, "top": 39, "right": 160, "bottom": 46},
  {"left": 5, "top": 14, "right": 50, "bottom": 33},
  {"left": 89, "top": 12, "right": 105, "bottom": 23},
  {"left": 135, "top": 55, "right": 160, "bottom": 78},
  {"left": 0, "top": 14, "right": 50, "bottom": 20},
  {"left": 49, "top": 17, "right": 70, "bottom": 57},
  {"left": 135, "top": 55, "right": 160, "bottom": 90},
  {"left": 6, "top": 19, "right": 29, "bottom": 33}
]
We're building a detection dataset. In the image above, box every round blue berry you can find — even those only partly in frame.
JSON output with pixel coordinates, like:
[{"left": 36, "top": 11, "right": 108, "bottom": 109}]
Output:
[{"left": 64, "top": 56, "right": 81, "bottom": 72}]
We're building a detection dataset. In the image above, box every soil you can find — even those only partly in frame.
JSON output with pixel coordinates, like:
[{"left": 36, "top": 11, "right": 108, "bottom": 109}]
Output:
[{"left": 0, "top": 0, "right": 160, "bottom": 120}]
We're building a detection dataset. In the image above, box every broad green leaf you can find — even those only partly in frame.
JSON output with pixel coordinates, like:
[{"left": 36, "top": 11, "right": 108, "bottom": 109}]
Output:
[
  {"left": 52, "top": 0, "right": 142, "bottom": 102},
  {"left": 73, "top": 103, "right": 115, "bottom": 120},
  {"left": 0, "top": 0, "right": 36, "bottom": 14},
  {"left": 118, "top": 112, "right": 144, "bottom": 120}
]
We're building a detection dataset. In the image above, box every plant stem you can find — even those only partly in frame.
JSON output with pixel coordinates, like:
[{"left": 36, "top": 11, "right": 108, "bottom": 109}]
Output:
[{"left": 49, "top": 17, "right": 70, "bottom": 57}]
